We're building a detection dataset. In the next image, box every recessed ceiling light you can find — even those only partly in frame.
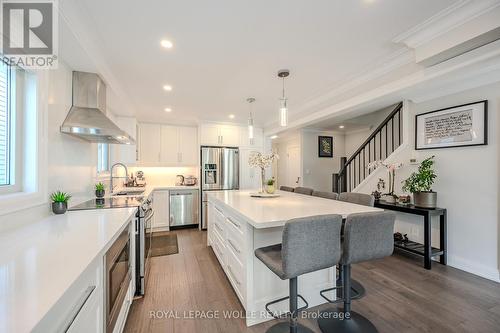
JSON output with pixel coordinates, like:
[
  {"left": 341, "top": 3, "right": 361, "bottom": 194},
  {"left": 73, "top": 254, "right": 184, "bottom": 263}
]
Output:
[
  {"left": 339, "top": 125, "right": 345, "bottom": 129},
  {"left": 163, "top": 85, "right": 173, "bottom": 91},
  {"left": 160, "top": 39, "right": 173, "bottom": 49},
  {"left": 270, "top": 135, "right": 279, "bottom": 139},
  {"left": 228, "top": 114, "right": 235, "bottom": 119},
  {"left": 164, "top": 107, "right": 172, "bottom": 112}
]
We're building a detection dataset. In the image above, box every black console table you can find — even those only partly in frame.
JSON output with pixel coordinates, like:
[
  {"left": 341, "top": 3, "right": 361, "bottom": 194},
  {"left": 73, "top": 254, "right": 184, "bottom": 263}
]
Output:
[{"left": 374, "top": 201, "right": 447, "bottom": 270}]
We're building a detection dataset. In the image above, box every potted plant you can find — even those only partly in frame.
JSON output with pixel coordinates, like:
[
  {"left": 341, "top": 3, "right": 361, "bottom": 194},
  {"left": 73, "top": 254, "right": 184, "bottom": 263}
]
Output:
[
  {"left": 51, "top": 191, "right": 71, "bottom": 214},
  {"left": 95, "top": 182, "right": 106, "bottom": 198},
  {"left": 402, "top": 156, "right": 437, "bottom": 208},
  {"left": 248, "top": 151, "right": 279, "bottom": 193},
  {"left": 266, "top": 178, "right": 276, "bottom": 194}
]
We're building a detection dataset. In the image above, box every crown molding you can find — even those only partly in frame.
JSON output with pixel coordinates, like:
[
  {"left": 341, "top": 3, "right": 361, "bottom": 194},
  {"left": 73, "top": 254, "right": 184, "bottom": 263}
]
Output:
[
  {"left": 392, "top": 0, "right": 500, "bottom": 49},
  {"left": 264, "top": 39, "right": 500, "bottom": 136},
  {"left": 264, "top": 47, "right": 414, "bottom": 128}
]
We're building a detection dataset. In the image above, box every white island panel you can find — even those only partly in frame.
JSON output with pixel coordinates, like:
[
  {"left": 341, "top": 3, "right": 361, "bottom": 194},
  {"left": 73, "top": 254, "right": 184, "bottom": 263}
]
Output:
[{"left": 206, "top": 190, "right": 381, "bottom": 326}]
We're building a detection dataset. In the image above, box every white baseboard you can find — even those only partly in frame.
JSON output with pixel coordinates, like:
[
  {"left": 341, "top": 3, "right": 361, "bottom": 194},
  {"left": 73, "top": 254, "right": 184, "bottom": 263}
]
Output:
[{"left": 448, "top": 255, "right": 500, "bottom": 283}]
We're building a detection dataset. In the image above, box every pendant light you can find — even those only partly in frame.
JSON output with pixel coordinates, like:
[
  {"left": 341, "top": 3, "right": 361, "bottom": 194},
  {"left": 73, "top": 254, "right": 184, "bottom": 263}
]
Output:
[
  {"left": 277, "top": 69, "right": 290, "bottom": 127},
  {"left": 247, "top": 97, "right": 255, "bottom": 141}
]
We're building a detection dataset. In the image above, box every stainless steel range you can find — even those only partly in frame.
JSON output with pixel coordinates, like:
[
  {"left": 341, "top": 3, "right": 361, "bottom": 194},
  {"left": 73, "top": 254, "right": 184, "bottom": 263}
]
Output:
[{"left": 69, "top": 196, "right": 153, "bottom": 297}]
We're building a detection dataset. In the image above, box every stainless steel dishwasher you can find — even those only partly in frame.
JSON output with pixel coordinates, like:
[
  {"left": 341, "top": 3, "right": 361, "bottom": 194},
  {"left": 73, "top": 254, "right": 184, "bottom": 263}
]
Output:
[{"left": 169, "top": 189, "right": 199, "bottom": 228}]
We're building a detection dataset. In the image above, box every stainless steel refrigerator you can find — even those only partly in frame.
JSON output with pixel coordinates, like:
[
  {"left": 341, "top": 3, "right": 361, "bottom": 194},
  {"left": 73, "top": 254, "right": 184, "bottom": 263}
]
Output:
[{"left": 201, "top": 147, "right": 239, "bottom": 229}]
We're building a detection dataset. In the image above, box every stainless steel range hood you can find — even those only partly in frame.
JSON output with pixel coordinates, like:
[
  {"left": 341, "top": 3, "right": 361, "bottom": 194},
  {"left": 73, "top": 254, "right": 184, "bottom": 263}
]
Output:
[{"left": 60, "top": 71, "right": 135, "bottom": 144}]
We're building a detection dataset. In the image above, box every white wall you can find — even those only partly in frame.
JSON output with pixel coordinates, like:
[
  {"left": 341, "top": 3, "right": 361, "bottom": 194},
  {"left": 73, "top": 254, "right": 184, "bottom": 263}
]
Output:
[
  {"left": 302, "top": 130, "right": 345, "bottom": 192},
  {"left": 0, "top": 61, "right": 98, "bottom": 232},
  {"left": 356, "top": 83, "right": 500, "bottom": 282}
]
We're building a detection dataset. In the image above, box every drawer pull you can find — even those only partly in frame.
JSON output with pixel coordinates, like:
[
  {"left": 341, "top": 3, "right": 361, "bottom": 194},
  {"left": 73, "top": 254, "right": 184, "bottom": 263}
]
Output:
[
  {"left": 60, "top": 285, "right": 96, "bottom": 332},
  {"left": 215, "top": 222, "right": 223, "bottom": 233},
  {"left": 227, "top": 238, "right": 240, "bottom": 253},
  {"left": 227, "top": 217, "right": 241, "bottom": 229},
  {"left": 227, "top": 264, "right": 241, "bottom": 285}
]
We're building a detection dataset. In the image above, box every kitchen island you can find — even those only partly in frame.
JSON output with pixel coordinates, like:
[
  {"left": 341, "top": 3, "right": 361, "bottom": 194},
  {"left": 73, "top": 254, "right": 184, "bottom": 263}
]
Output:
[{"left": 206, "top": 190, "right": 381, "bottom": 326}]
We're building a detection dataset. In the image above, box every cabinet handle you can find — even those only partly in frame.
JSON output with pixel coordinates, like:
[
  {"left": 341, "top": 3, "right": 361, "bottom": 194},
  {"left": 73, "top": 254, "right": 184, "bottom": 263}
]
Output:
[
  {"left": 227, "top": 264, "right": 241, "bottom": 285},
  {"left": 227, "top": 238, "right": 240, "bottom": 253},
  {"left": 227, "top": 217, "right": 241, "bottom": 230},
  {"left": 215, "top": 222, "right": 223, "bottom": 233},
  {"left": 60, "top": 285, "right": 96, "bottom": 332},
  {"left": 221, "top": 135, "right": 223, "bottom": 144}
]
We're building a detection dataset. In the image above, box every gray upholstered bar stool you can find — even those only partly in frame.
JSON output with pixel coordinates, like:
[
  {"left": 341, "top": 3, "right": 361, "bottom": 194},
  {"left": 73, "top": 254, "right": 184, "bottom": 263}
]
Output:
[
  {"left": 337, "top": 191, "right": 375, "bottom": 299},
  {"left": 255, "top": 215, "right": 343, "bottom": 333},
  {"left": 312, "top": 191, "right": 338, "bottom": 200},
  {"left": 294, "top": 187, "right": 314, "bottom": 195},
  {"left": 318, "top": 211, "right": 395, "bottom": 333},
  {"left": 338, "top": 192, "right": 375, "bottom": 207},
  {"left": 280, "top": 186, "right": 295, "bottom": 192}
]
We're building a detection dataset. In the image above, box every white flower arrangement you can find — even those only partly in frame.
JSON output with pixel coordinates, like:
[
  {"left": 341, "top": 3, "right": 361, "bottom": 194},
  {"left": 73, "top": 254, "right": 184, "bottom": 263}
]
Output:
[
  {"left": 367, "top": 160, "right": 403, "bottom": 196},
  {"left": 248, "top": 151, "right": 279, "bottom": 169},
  {"left": 248, "top": 152, "right": 279, "bottom": 193}
]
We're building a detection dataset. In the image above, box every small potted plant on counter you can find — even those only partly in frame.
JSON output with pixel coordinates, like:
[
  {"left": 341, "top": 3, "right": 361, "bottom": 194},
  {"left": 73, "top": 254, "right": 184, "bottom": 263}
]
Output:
[
  {"left": 51, "top": 191, "right": 71, "bottom": 214},
  {"left": 95, "top": 182, "right": 106, "bottom": 198},
  {"left": 402, "top": 156, "right": 437, "bottom": 208},
  {"left": 266, "top": 178, "right": 276, "bottom": 194}
]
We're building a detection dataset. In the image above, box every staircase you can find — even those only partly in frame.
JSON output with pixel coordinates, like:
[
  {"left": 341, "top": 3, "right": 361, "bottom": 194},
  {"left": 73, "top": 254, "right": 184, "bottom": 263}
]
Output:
[{"left": 334, "top": 102, "right": 403, "bottom": 192}]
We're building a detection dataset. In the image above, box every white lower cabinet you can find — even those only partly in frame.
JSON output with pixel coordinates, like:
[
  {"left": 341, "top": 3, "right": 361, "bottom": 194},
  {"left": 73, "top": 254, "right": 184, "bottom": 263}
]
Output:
[
  {"left": 33, "top": 219, "right": 136, "bottom": 333},
  {"left": 207, "top": 203, "right": 247, "bottom": 305},
  {"left": 152, "top": 190, "right": 170, "bottom": 230}
]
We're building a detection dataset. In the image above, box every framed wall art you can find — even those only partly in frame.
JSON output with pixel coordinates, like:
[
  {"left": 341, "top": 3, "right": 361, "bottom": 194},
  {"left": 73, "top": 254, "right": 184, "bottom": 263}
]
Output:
[
  {"left": 415, "top": 100, "right": 487, "bottom": 150},
  {"left": 318, "top": 136, "right": 333, "bottom": 157}
]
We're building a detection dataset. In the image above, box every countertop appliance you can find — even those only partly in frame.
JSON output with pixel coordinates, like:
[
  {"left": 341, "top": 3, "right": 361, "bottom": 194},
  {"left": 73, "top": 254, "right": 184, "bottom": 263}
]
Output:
[
  {"left": 169, "top": 189, "right": 199, "bottom": 228},
  {"left": 175, "top": 175, "right": 185, "bottom": 186},
  {"left": 201, "top": 147, "right": 239, "bottom": 229},
  {"left": 105, "top": 225, "right": 131, "bottom": 333},
  {"left": 69, "top": 195, "right": 153, "bottom": 297},
  {"left": 184, "top": 175, "right": 197, "bottom": 186}
]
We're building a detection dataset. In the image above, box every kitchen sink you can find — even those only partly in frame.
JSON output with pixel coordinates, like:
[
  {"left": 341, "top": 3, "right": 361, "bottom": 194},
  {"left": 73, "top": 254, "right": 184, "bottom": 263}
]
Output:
[{"left": 112, "top": 189, "right": 145, "bottom": 196}]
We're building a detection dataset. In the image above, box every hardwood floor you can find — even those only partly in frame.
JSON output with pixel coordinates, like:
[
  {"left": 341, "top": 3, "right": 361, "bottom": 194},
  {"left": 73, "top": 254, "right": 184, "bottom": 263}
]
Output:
[{"left": 124, "top": 229, "right": 500, "bottom": 333}]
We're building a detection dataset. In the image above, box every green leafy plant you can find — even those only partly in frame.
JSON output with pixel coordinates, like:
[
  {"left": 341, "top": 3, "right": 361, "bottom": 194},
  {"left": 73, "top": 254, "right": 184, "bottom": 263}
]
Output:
[
  {"left": 402, "top": 156, "right": 437, "bottom": 193},
  {"left": 50, "top": 191, "right": 71, "bottom": 203},
  {"left": 266, "top": 178, "right": 275, "bottom": 186},
  {"left": 95, "top": 182, "right": 105, "bottom": 191}
]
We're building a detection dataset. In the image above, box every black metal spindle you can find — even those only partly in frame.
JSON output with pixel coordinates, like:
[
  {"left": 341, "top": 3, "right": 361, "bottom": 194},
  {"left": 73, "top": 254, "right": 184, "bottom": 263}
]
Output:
[{"left": 391, "top": 117, "right": 395, "bottom": 153}]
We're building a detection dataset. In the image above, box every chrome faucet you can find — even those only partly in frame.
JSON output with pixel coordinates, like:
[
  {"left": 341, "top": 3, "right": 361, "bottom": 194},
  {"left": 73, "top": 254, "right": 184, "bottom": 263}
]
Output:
[{"left": 110, "top": 162, "right": 129, "bottom": 193}]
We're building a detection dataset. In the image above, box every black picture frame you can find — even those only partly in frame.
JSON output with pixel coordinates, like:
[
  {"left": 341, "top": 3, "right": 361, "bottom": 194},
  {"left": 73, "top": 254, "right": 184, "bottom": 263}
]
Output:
[
  {"left": 318, "top": 136, "right": 333, "bottom": 157},
  {"left": 415, "top": 100, "right": 488, "bottom": 150}
]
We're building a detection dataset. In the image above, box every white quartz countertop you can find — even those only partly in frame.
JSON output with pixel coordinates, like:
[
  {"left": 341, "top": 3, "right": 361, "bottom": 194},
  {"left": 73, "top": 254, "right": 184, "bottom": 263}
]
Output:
[
  {"left": 0, "top": 207, "right": 137, "bottom": 333},
  {"left": 207, "top": 190, "right": 382, "bottom": 229}
]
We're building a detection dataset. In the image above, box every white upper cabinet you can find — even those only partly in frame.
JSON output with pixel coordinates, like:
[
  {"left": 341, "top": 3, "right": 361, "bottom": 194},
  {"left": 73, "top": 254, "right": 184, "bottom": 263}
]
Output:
[
  {"left": 200, "top": 124, "right": 240, "bottom": 146},
  {"left": 138, "top": 123, "right": 161, "bottom": 164},
  {"left": 160, "top": 125, "right": 179, "bottom": 164},
  {"left": 239, "top": 148, "right": 262, "bottom": 190},
  {"left": 218, "top": 125, "right": 240, "bottom": 146},
  {"left": 178, "top": 126, "right": 198, "bottom": 165},
  {"left": 138, "top": 123, "right": 198, "bottom": 166}
]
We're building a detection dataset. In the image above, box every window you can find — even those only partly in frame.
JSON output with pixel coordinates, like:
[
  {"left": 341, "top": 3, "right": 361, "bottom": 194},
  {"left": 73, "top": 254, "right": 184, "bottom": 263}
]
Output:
[
  {"left": 97, "top": 143, "right": 110, "bottom": 173},
  {"left": 0, "top": 62, "right": 10, "bottom": 185}
]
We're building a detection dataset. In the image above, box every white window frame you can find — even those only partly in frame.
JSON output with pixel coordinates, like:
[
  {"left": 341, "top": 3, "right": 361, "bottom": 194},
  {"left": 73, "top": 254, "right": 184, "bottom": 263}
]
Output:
[{"left": 0, "top": 68, "right": 48, "bottom": 215}]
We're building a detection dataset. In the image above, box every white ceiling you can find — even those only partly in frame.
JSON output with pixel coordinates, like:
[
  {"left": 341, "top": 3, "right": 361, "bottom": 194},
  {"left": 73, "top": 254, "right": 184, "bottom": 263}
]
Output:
[{"left": 61, "top": 0, "right": 457, "bottom": 127}]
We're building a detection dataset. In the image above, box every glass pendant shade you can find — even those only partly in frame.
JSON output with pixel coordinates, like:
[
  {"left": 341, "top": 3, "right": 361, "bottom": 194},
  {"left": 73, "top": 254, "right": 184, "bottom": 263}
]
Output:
[
  {"left": 280, "top": 99, "right": 288, "bottom": 127},
  {"left": 248, "top": 118, "right": 254, "bottom": 139}
]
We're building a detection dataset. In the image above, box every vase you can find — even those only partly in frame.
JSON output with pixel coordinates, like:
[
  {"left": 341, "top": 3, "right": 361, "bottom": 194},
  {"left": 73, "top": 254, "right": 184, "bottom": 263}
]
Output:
[
  {"left": 266, "top": 185, "right": 275, "bottom": 194},
  {"left": 95, "top": 189, "right": 105, "bottom": 198},
  {"left": 413, "top": 191, "right": 437, "bottom": 208},
  {"left": 260, "top": 168, "right": 266, "bottom": 193},
  {"left": 52, "top": 202, "right": 67, "bottom": 214}
]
